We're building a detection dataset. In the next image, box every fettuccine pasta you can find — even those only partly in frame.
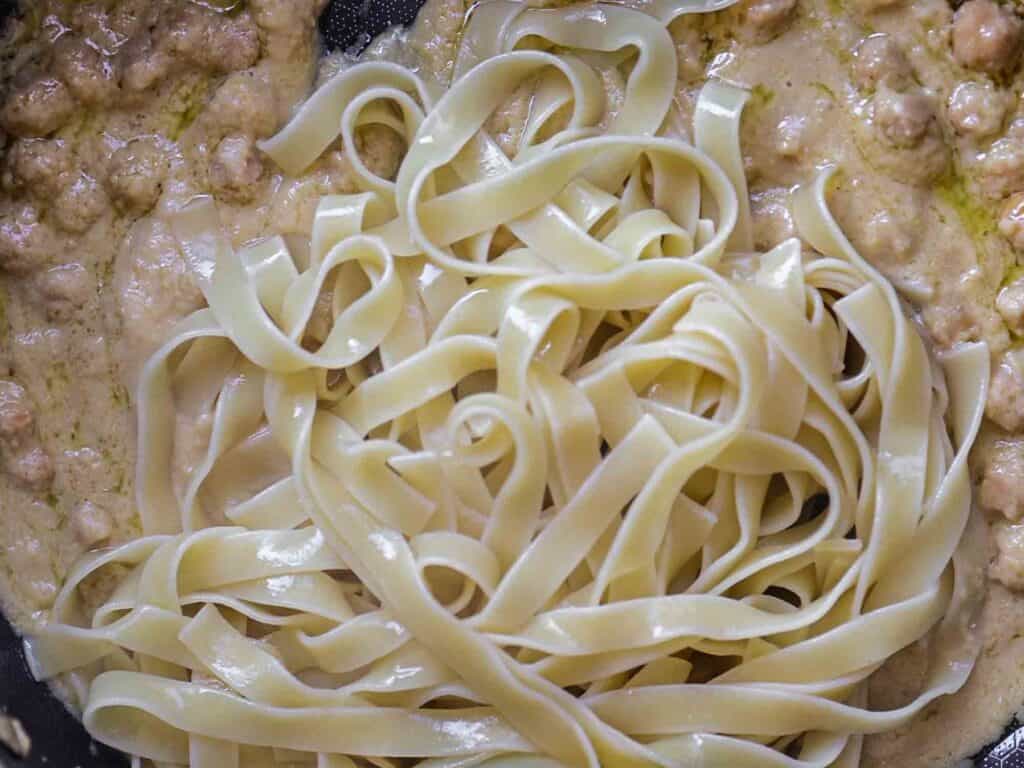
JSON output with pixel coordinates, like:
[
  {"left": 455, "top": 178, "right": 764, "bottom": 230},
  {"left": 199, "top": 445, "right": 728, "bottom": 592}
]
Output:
[{"left": 26, "top": 2, "right": 989, "bottom": 767}]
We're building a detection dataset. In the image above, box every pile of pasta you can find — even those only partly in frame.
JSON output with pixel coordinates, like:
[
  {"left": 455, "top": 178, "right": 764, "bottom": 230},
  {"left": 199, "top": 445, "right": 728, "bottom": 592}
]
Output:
[{"left": 27, "top": 1, "right": 990, "bottom": 767}]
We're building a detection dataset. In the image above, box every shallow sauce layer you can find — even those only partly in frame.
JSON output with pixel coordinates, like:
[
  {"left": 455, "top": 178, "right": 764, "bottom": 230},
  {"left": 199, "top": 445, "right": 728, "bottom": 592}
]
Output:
[{"left": 0, "top": 0, "right": 1023, "bottom": 766}]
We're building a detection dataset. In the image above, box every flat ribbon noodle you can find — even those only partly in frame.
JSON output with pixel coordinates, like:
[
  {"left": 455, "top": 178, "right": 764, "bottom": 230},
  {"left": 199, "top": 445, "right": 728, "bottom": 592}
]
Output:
[{"left": 28, "top": 2, "right": 990, "bottom": 768}]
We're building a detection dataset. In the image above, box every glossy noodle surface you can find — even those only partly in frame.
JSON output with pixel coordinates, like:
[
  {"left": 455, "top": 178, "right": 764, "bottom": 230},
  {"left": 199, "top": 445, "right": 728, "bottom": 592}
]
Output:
[{"left": 21, "top": 2, "right": 990, "bottom": 767}]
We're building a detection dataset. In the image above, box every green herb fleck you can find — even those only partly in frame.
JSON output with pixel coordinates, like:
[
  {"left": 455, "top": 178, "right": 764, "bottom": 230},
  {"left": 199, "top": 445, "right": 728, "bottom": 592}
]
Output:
[
  {"left": 750, "top": 83, "right": 775, "bottom": 109},
  {"left": 934, "top": 171, "right": 998, "bottom": 247},
  {"left": 111, "top": 383, "right": 129, "bottom": 407},
  {"left": 113, "top": 469, "right": 126, "bottom": 495},
  {"left": 810, "top": 81, "right": 837, "bottom": 101},
  {"left": 167, "top": 77, "right": 211, "bottom": 140},
  {"left": 1003, "top": 264, "right": 1024, "bottom": 288}
]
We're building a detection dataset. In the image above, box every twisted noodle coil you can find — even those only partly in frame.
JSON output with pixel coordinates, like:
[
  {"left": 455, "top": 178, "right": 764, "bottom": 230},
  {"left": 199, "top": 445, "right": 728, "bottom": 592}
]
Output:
[{"left": 27, "top": 2, "right": 989, "bottom": 767}]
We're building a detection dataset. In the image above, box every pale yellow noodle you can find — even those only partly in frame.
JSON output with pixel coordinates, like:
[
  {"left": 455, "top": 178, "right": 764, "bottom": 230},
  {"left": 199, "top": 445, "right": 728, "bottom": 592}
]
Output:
[{"left": 27, "top": 2, "right": 989, "bottom": 767}]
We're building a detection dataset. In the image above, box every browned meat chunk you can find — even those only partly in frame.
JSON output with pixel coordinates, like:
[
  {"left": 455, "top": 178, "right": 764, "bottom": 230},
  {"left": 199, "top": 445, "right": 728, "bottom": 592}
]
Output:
[
  {"left": 210, "top": 134, "right": 264, "bottom": 203},
  {"left": 70, "top": 500, "right": 112, "bottom": 547},
  {"left": 982, "top": 439, "right": 1024, "bottom": 521},
  {"left": 36, "top": 263, "right": 94, "bottom": 321},
  {"left": 997, "top": 277, "right": 1024, "bottom": 333},
  {"left": 1, "top": 76, "right": 75, "bottom": 138},
  {"left": 852, "top": 34, "right": 912, "bottom": 91},
  {"left": 947, "top": 81, "right": 1008, "bottom": 138},
  {"left": 119, "top": 32, "right": 174, "bottom": 93},
  {"left": 987, "top": 347, "right": 1024, "bottom": 432},
  {"left": 0, "top": 204, "right": 60, "bottom": 275},
  {"left": 163, "top": 6, "right": 260, "bottom": 75},
  {"left": 952, "top": 0, "right": 1022, "bottom": 75},
  {"left": 999, "top": 193, "right": 1024, "bottom": 250},
  {"left": 248, "top": 0, "right": 324, "bottom": 32},
  {"left": 52, "top": 36, "right": 119, "bottom": 107},
  {"left": 873, "top": 86, "right": 936, "bottom": 148},
  {"left": 6, "top": 138, "right": 72, "bottom": 198},
  {"left": 991, "top": 518, "right": 1024, "bottom": 589},
  {"left": 744, "top": 0, "right": 797, "bottom": 37},
  {"left": 106, "top": 140, "right": 168, "bottom": 215},
  {"left": 0, "top": 382, "right": 33, "bottom": 439},
  {"left": 52, "top": 173, "right": 107, "bottom": 234},
  {"left": 977, "top": 121, "right": 1024, "bottom": 199},
  {"left": 9, "top": 447, "right": 54, "bottom": 491},
  {"left": 203, "top": 70, "right": 281, "bottom": 139}
]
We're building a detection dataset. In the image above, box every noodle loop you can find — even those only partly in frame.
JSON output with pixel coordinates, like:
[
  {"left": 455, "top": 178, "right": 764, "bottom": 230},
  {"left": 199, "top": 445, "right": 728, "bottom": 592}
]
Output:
[{"left": 28, "top": 2, "right": 988, "bottom": 767}]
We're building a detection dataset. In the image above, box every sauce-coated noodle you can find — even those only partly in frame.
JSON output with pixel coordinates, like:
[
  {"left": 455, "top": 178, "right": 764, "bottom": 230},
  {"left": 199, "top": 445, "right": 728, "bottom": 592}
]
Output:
[{"left": 26, "top": 2, "right": 989, "bottom": 767}]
